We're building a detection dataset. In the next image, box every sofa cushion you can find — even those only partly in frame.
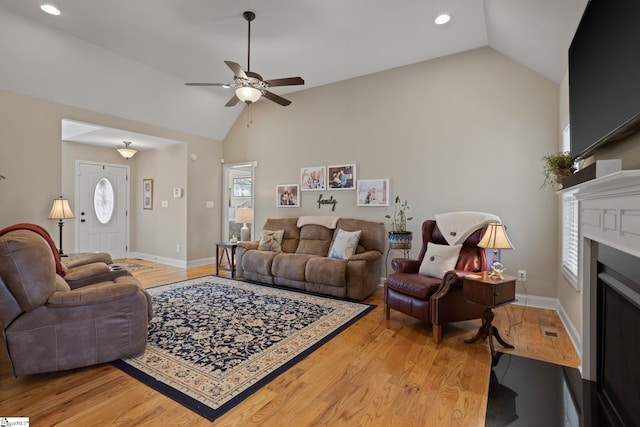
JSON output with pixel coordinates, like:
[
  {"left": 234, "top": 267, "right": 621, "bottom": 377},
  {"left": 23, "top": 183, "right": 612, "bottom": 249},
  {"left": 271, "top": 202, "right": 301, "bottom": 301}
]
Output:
[
  {"left": 419, "top": 243, "right": 462, "bottom": 279},
  {"left": 258, "top": 229, "right": 284, "bottom": 252},
  {"left": 295, "top": 224, "right": 333, "bottom": 256},
  {"left": 328, "top": 229, "right": 361, "bottom": 260},
  {"left": 306, "top": 257, "right": 347, "bottom": 287},
  {"left": 272, "top": 253, "right": 318, "bottom": 281},
  {"left": 241, "top": 250, "right": 281, "bottom": 276}
]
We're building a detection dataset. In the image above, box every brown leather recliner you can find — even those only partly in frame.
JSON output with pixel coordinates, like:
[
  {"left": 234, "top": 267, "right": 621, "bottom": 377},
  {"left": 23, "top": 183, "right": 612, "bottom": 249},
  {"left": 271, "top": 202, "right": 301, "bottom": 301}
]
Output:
[
  {"left": 0, "top": 226, "right": 152, "bottom": 376},
  {"left": 384, "top": 220, "right": 487, "bottom": 344}
]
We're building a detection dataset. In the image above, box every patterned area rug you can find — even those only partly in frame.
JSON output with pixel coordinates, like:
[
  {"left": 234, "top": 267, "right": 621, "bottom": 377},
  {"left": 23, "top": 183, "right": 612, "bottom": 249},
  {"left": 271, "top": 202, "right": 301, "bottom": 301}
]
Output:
[{"left": 112, "top": 276, "right": 375, "bottom": 422}]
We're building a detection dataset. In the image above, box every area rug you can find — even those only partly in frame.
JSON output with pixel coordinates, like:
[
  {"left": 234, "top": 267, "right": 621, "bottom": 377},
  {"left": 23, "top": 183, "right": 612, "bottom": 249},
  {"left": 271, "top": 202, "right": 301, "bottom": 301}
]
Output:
[{"left": 112, "top": 276, "right": 375, "bottom": 422}]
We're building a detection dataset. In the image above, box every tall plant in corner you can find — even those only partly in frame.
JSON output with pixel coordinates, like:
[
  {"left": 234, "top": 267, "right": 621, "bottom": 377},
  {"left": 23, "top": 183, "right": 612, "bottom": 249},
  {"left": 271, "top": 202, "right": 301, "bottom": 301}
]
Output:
[{"left": 386, "top": 196, "right": 413, "bottom": 248}]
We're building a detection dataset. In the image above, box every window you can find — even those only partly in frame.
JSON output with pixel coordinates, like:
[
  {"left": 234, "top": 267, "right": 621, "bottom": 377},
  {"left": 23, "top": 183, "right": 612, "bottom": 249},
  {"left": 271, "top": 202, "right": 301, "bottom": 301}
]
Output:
[
  {"left": 233, "top": 177, "right": 252, "bottom": 197},
  {"left": 561, "top": 122, "right": 579, "bottom": 289}
]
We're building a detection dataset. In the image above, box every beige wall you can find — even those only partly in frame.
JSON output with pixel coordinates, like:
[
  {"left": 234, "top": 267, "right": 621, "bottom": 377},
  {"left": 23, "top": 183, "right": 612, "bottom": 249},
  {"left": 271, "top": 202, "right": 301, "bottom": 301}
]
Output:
[
  {"left": 0, "top": 89, "right": 222, "bottom": 263},
  {"left": 223, "top": 47, "right": 562, "bottom": 297}
]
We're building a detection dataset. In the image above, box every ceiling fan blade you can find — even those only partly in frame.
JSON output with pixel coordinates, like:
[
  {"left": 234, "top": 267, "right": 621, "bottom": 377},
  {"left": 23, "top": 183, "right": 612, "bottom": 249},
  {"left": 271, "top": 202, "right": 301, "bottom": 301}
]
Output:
[
  {"left": 224, "top": 60, "right": 248, "bottom": 79},
  {"left": 225, "top": 94, "right": 241, "bottom": 107},
  {"left": 264, "top": 77, "right": 304, "bottom": 87},
  {"left": 185, "top": 83, "right": 231, "bottom": 87},
  {"left": 262, "top": 90, "right": 291, "bottom": 106}
]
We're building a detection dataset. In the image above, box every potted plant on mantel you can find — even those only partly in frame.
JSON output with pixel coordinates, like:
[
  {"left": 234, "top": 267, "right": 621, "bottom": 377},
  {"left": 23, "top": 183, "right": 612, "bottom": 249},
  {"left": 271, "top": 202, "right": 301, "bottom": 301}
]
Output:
[
  {"left": 385, "top": 196, "right": 413, "bottom": 248},
  {"left": 541, "top": 151, "right": 576, "bottom": 190}
]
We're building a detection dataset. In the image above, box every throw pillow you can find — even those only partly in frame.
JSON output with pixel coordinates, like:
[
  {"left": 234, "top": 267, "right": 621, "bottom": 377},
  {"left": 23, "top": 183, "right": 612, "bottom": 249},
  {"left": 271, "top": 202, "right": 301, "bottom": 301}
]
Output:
[
  {"left": 419, "top": 243, "right": 463, "bottom": 279},
  {"left": 258, "top": 229, "right": 285, "bottom": 252},
  {"left": 328, "top": 229, "right": 362, "bottom": 260}
]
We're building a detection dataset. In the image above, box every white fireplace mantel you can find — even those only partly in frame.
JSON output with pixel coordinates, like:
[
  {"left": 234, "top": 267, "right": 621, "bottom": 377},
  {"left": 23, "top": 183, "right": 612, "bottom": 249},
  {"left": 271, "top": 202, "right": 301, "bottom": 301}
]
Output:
[{"left": 570, "top": 170, "right": 640, "bottom": 380}]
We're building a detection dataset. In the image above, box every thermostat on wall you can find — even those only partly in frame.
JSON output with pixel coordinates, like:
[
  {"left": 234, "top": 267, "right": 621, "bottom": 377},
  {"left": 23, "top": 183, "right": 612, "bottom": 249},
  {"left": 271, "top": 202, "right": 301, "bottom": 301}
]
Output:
[{"left": 173, "top": 188, "right": 183, "bottom": 198}]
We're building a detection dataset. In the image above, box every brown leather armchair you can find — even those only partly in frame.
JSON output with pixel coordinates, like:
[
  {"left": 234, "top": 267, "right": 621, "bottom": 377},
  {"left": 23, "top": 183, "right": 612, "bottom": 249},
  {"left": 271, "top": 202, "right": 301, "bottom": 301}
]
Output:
[
  {"left": 0, "top": 226, "right": 152, "bottom": 376},
  {"left": 384, "top": 220, "right": 487, "bottom": 344}
]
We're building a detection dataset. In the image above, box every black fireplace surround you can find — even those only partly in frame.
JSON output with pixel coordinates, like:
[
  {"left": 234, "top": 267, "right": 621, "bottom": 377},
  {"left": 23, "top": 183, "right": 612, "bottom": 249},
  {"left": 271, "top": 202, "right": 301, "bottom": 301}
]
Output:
[{"left": 596, "top": 244, "right": 640, "bottom": 427}]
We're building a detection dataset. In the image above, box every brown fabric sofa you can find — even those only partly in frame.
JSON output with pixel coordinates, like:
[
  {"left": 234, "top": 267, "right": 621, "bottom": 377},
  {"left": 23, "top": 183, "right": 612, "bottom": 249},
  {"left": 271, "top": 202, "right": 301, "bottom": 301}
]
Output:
[
  {"left": 0, "top": 227, "right": 152, "bottom": 376},
  {"left": 236, "top": 217, "right": 385, "bottom": 301},
  {"left": 61, "top": 251, "right": 130, "bottom": 289}
]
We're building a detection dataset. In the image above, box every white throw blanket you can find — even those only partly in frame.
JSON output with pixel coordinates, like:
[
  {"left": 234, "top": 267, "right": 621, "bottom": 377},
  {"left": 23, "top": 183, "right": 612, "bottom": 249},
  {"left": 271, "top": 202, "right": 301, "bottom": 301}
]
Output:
[
  {"left": 434, "top": 211, "right": 501, "bottom": 245},
  {"left": 297, "top": 215, "right": 340, "bottom": 229}
]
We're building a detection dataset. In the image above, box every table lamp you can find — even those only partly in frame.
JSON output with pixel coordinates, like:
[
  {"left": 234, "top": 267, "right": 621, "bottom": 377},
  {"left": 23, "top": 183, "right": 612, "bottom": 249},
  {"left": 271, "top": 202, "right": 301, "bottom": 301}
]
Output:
[
  {"left": 47, "top": 196, "right": 75, "bottom": 256},
  {"left": 478, "top": 223, "right": 514, "bottom": 280},
  {"left": 236, "top": 207, "right": 254, "bottom": 242}
]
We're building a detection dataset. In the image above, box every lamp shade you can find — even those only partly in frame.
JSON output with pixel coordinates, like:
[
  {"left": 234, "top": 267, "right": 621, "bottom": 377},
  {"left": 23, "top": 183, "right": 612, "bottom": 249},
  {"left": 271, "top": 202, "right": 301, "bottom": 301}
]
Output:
[
  {"left": 235, "top": 86, "right": 262, "bottom": 103},
  {"left": 47, "top": 197, "right": 75, "bottom": 220},
  {"left": 478, "top": 223, "right": 514, "bottom": 250},
  {"left": 236, "top": 207, "right": 254, "bottom": 224}
]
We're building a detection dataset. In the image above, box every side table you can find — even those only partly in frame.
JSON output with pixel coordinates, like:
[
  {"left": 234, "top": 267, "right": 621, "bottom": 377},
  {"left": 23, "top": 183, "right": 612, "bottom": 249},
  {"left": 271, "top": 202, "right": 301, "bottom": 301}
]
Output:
[
  {"left": 216, "top": 242, "right": 238, "bottom": 278},
  {"left": 385, "top": 242, "right": 411, "bottom": 277},
  {"left": 463, "top": 272, "right": 516, "bottom": 356}
]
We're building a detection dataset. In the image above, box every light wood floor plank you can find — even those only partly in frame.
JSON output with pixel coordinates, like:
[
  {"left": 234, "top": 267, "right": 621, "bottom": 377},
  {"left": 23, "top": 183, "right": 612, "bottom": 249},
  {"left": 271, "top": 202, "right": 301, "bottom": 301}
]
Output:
[{"left": 0, "top": 260, "right": 579, "bottom": 425}]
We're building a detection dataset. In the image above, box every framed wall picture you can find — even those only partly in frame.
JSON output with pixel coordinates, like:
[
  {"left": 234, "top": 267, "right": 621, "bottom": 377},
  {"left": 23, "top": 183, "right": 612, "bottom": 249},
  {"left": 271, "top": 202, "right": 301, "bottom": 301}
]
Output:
[
  {"left": 143, "top": 178, "right": 153, "bottom": 210},
  {"left": 276, "top": 184, "right": 300, "bottom": 207},
  {"left": 328, "top": 164, "right": 356, "bottom": 190},
  {"left": 300, "top": 166, "right": 326, "bottom": 191},
  {"left": 356, "top": 179, "right": 389, "bottom": 206}
]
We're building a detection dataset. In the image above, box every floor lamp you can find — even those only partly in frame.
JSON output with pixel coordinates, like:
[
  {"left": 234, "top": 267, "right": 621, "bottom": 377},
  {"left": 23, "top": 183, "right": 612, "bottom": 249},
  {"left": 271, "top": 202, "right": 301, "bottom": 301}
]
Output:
[
  {"left": 236, "top": 208, "right": 254, "bottom": 242},
  {"left": 47, "top": 196, "right": 75, "bottom": 256}
]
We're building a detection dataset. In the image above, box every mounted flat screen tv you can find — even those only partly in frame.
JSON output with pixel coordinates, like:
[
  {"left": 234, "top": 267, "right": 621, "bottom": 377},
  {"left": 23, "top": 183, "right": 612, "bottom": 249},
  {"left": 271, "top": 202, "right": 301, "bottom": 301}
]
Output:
[{"left": 569, "top": 0, "right": 640, "bottom": 160}]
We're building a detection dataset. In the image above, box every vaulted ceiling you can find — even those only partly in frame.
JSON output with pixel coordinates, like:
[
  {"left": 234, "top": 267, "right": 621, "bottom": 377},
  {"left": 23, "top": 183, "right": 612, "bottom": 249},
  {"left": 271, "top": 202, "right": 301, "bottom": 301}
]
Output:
[{"left": 0, "top": 0, "right": 588, "bottom": 142}]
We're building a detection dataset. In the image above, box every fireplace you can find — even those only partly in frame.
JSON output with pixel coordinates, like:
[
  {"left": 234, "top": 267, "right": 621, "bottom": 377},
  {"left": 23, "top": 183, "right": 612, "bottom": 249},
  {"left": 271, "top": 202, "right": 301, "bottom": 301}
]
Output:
[
  {"left": 574, "top": 170, "right": 640, "bottom": 426},
  {"left": 596, "top": 244, "right": 640, "bottom": 426}
]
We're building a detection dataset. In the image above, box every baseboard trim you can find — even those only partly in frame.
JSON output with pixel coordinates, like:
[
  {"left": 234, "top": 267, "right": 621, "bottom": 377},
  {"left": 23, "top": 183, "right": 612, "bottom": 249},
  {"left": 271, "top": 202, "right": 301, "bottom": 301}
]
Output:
[{"left": 130, "top": 252, "right": 187, "bottom": 268}]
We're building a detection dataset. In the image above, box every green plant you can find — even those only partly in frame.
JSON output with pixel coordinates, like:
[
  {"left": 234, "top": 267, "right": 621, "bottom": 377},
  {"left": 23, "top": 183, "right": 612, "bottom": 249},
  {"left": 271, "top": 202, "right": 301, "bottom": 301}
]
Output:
[
  {"left": 385, "top": 196, "right": 413, "bottom": 232},
  {"left": 541, "top": 151, "right": 576, "bottom": 189}
]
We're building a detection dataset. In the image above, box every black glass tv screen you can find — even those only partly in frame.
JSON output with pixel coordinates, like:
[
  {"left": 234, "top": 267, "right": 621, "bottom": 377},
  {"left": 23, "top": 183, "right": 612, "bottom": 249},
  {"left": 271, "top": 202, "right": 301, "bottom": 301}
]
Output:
[{"left": 569, "top": 0, "right": 640, "bottom": 159}]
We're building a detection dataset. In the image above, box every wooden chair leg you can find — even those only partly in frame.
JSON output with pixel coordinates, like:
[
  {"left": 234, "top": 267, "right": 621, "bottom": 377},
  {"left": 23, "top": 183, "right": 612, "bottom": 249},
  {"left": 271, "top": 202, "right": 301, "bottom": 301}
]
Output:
[
  {"left": 432, "top": 324, "right": 442, "bottom": 344},
  {"left": 384, "top": 303, "right": 390, "bottom": 319}
]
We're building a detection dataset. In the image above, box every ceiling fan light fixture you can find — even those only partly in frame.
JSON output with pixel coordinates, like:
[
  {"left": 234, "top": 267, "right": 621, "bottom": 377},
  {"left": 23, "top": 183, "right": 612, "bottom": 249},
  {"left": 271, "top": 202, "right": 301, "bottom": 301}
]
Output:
[
  {"left": 117, "top": 141, "right": 137, "bottom": 159},
  {"left": 236, "top": 86, "right": 262, "bottom": 103}
]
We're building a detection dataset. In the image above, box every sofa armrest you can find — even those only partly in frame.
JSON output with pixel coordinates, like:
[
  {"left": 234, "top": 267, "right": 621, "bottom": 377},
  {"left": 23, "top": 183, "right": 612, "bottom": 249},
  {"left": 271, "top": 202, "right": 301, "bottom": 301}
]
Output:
[
  {"left": 348, "top": 250, "right": 381, "bottom": 262},
  {"left": 390, "top": 258, "right": 421, "bottom": 274},
  {"left": 64, "top": 262, "right": 130, "bottom": 289},
  {"left": 238, "top": 241, "right": 259, "bottom": 251},
  {"left": 46, "top": 281, "right": 141, "bottom": 307}
]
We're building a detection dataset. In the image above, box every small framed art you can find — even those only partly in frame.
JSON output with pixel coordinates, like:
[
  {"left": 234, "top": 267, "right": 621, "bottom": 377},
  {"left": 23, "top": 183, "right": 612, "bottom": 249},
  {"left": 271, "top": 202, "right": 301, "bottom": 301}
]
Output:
[
  {"left": 328, "top": 164, "right": 356, "bottom": 190},
  {"left": 276, "top": 184, "right": 300, "bottom": 207},
  {"left": 300, "top": 166, "right": 326, "bottom": 191},
  {"left": 143, "top": 179, "right": 153, "bottom": 209},
  {"left": 356, "top": 179, "right": 389, "bottom": 206}
]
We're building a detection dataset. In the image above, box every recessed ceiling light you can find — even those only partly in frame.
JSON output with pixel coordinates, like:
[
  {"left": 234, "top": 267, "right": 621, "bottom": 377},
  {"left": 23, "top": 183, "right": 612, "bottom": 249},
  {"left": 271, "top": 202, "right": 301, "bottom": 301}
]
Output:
[
  {"left": 435, "top": 14, "right": 450, "bottom": 25},
  {"left": 40, "top": 4, "right": 61, "bottom": 16}
]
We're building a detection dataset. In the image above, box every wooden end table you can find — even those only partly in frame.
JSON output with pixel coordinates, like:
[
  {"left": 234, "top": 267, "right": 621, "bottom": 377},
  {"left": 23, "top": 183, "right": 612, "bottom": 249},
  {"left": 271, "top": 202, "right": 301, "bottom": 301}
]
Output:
[
  {"left": 463, "top": 272, "right": 516, "bottom": 356},
  {"left": 216, "top": 242, "right": 238, "bottom": 278}
]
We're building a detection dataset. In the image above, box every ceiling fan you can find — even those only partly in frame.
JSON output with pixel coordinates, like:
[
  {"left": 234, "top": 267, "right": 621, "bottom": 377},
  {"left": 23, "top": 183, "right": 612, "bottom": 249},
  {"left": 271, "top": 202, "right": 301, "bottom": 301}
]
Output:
[{"left": 185, "top": 11, "right": 304, "bottom": 107}]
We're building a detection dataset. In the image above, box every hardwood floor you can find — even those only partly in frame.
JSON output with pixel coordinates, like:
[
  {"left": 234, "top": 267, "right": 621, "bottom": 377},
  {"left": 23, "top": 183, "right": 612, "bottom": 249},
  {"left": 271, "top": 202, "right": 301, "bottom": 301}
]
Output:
[{"left": 0, "top": 260, "right": 580, "bottom": 426}]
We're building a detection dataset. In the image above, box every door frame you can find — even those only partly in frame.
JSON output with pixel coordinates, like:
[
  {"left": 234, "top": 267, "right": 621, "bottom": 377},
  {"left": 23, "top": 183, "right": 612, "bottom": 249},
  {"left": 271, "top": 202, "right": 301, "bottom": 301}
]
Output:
[
  {"left": 74, "top": 160, "right": 131, "bottom": 257},
  {"left": 222, "top": 160, "right": 257, "bottom": 242}
]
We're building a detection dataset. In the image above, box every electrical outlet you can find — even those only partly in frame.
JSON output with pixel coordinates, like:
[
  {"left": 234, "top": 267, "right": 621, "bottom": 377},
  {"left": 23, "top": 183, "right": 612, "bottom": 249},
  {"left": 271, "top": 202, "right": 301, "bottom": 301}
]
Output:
[{"left": 517, "top": 270, "right": 527, "bottom": 282}]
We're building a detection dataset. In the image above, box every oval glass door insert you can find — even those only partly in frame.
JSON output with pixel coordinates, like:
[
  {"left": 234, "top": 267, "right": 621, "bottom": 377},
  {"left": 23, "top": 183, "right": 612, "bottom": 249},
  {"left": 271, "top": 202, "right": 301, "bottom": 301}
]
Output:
[{"left": 94, "top": 177, "right": 115, "bottom": 224}]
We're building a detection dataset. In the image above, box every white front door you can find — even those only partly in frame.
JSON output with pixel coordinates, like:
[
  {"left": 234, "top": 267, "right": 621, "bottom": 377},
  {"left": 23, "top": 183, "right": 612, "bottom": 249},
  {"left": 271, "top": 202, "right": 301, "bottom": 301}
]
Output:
[{"left": 76, "top": 161, "right": 129, "bottom": 259}]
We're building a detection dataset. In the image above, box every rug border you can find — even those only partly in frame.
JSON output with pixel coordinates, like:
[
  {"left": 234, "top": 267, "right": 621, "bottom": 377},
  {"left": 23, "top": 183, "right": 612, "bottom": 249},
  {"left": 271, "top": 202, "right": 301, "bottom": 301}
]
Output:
[{"left": 113, "top": 275, "right": 376, "bottom": 422}]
